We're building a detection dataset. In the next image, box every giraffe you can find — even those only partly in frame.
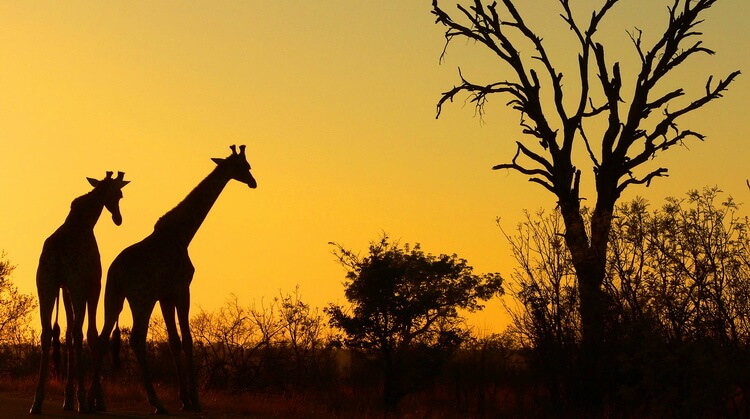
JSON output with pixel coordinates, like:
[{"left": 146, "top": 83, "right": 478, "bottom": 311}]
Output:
[
  {"left": 90, "top": 145, "right": 256, "bottom": 414},
  {"left": 30, "top": 171, "right": 130, "bottom": 414}
]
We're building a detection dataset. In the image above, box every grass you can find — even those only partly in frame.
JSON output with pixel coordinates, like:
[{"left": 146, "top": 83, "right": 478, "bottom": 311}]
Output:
[
  {"left": 0, "top": 374, "right": 523, "bottom": 418},
  {"left": 0, "top": 375, "right": 383, "bottom": 418}
]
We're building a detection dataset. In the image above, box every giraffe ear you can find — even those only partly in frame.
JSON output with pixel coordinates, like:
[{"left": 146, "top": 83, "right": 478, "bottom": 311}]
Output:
[
  {"left": 211, "top": 158, "right": 224, "bottom": 165},
  {"left": 87, "top": 177, "right": 100, "bottom": 187}
]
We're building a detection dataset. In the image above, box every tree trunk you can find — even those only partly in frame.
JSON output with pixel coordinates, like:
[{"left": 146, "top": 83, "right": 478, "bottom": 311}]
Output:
[
  {"left": 383, "top": 358, "right": 404, "bottom": 412},
  {"left": 558, "top": 192, "right": 615, "bottom": 408}
]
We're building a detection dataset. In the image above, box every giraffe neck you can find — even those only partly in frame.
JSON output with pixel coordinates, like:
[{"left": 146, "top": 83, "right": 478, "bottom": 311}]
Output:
[
  {"left": 63, "top": 190, "right": 105, "bottom": 231},
  {"left": 153, "top": 165, "right": 230, "bottom": 247}
]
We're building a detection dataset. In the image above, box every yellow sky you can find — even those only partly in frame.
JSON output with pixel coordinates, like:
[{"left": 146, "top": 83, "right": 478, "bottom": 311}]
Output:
[{"left": 1, "top": 1, "right": 748, "bottom": 334}]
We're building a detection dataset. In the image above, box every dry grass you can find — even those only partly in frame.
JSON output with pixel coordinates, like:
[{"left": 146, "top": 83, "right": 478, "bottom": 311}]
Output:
[
  {"left": 0, "top": 376, "right": 384, "bottom": 418},
  {"left": 1, "top": 375, "right": 519, "bottom": 418}
]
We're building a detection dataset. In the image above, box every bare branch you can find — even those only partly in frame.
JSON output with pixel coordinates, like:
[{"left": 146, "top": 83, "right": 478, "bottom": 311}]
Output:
[
  {"left": 433, "top": 0, "right": 738, "bottom": 205},
  {"left": 436, "top": 68, "right": 527, "bottom": 119},
  {"left": 628, "top": 27, "right": 646, "bottom": 64},
  {"left": 433, "top": 0, "right": 561, "bottom": 152},
  {"left": 501, "top": 0, "right": 568, "bottom": 123},
  {"left": 624, "top": 128, "right": 705, "bottom": 177},
  {"left": 577, "top": 124, "right": 601, "bottom": 169},
  {"left": 646, "top": 71, "right": 740, "bottom": 142},
  {"left": 492, "top": 142, "right": 555, "bottom": 192},
  {"left": 592, "top": 42, "right": 623, "bottom": 157},
  {"left": 646, "top": 88, "right": 685, "bottom": 113},
  {"left": 638, "top": 0, "right": 720, "bottom": 89},
  {"left": 562, "top": 0, "right": 620, "bottom": 126},
  {"left": 618, "top": 167, "right": 669, "bottom": 193},
  {"left": 582, "top": 97, "right": 610, "bottom": 118}
]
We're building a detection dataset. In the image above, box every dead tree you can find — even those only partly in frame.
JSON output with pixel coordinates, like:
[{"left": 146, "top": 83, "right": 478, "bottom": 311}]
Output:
[{"left": 432, "top": 0, "right": 739, "bottom": 405}]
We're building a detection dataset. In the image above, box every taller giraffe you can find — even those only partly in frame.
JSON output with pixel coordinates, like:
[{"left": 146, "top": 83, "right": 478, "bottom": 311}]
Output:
[
  {"left": 90, "top": 145, "right": 256, "bottom": 414},
  {"left": 30, "top": 171, "right": 129, "bottom": 414}
]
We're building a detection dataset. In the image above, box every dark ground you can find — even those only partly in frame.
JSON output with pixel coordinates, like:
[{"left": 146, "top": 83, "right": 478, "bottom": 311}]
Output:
[
  {"left": 0, "top": 391, "right": 260, "bottom": 418},
  {"left": 1, "top": 392, "right": 148, "bottom": 418}
]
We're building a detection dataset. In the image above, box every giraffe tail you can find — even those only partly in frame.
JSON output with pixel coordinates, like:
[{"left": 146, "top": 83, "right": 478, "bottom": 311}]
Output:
[
  {"left": 51, "top": 289, "right": 61, "bottom": 380},
  {"left": 111, "top": 320, "right": 122, "bottom": 371}
]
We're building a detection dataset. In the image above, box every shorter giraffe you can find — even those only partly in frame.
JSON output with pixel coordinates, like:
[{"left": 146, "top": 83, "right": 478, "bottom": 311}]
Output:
[
  {"left": 90, "top": 145, "right": 256, "bottom": 414},
  {"left": 31, "top": 171, "right": 129, "bottom": 414}
]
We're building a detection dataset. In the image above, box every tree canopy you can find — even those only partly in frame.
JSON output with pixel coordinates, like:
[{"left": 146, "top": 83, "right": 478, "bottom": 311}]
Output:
[{"left": 326, "top": 235, "right": 503, "bottom": 408}]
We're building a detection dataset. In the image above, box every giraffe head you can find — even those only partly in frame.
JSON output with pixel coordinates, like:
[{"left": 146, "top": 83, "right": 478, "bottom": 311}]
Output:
[
  {"left": 86, "top": 171, "right": 130, "bottom": 226},
  {"left": 212, "top": 145, "right": 257, "bottom": 189}
]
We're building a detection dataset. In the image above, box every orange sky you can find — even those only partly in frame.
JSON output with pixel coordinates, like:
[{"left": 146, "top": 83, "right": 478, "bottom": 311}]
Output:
[{"left": 1, "top": 1, "right": 748, "bottom": 335}]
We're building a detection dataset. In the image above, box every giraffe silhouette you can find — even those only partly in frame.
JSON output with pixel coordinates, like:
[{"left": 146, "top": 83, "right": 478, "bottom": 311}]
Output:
[
  {"left": 30, "top": 171, "right": 130, "bottom": 414},
  {"left": 90, "top": 145, "right": 256, "bottom": 414}
]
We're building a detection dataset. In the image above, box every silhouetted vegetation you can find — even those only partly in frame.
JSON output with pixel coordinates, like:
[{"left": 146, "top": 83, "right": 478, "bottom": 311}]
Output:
[
  {"left": 433, "top": 0, "right": 740, "bottom": 407},
  {"left": 0, "top": 253, "right": 36, "bottom": 341},
  {"left": 4, "top": 193, "right": 750, "bottom": 417},
  {"left": 501, "top": 187, "right": 750, "bottom": 417},
  {"left": 0, "top": 252, "right": 37, "bottom": 377},
  {"left": 326, "top": 235, "right": 503, "bottom": 410}
]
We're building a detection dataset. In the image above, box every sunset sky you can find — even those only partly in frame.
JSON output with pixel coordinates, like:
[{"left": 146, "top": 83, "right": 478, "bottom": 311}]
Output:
[{"left": 1, "top": 1, "right": 748, "bottom": 334}]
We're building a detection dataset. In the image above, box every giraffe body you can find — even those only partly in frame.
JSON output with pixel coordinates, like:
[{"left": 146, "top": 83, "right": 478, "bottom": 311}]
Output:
[
  {"left": 30, "top": 172, "right": 129, "bottom": 414},
  {"left": 90, "top": 145, "right": 256, "bottom": 414}
]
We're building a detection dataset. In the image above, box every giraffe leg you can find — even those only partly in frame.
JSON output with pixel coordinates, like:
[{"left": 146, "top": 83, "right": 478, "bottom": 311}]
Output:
[
  {"left": 70, "top": 296, "right": 90, "bottom": 413},
  {"left": 30, "top": 288, "right": 55, "bottom": 414},
  {"left": 88, "top": 320, "right": 113, "bottom": 412},
  {"left": 177, "top": 297, "right": 201, "bottom": 412},
  {"left": 85, "top": 286, "right": 101, "bottom": 410},
  {"left": 89, "top": 294, "right": 125, "bottom": 412},
  {"left": 131, "top": 305, "right": 167, "bottom": 415},
  {"left": 61, "top": 293, "right": 76, "bottom": 410},
  {"left": 160, "top": 301, "right": 191, "bottom": 411}
]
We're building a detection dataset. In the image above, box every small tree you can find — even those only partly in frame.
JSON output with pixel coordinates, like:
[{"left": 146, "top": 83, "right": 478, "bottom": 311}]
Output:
[
  {"left": 0, "top": 252, "right": 37, "bottom": 375},
  {"left": 278, "top": 287, "right": 326, "bottom": 385},
  {"left": 499, "top": 210, "right": 579, "bottom": 412},
  {"left": 0, "top": 252, "right": 36, "bottom": 344},
  {"left": 190, "top": 295, "right": 283, "bottom": 390},
  {"left": 325, "top": 235, "right": 503, "bottom": 410}
]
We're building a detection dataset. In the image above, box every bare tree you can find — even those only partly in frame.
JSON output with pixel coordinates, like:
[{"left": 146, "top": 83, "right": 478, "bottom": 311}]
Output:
[
  {"left": 641, "top": 188, "right": 750, "bottom": 345},
  {"left": 432, "top": 0, "right": 739, "bottom": 401},
  {"left": 190, "top": 295, "right": 283, "bottom": 389},
  {"left": 500, "top": 210, "right": 579, "bottom": 351},
  {"left": 278, "top": 286, "right": 326, "bottom": 381},
  {"left": 499, "top": 210, "right": 578, "bottom": 412}
]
